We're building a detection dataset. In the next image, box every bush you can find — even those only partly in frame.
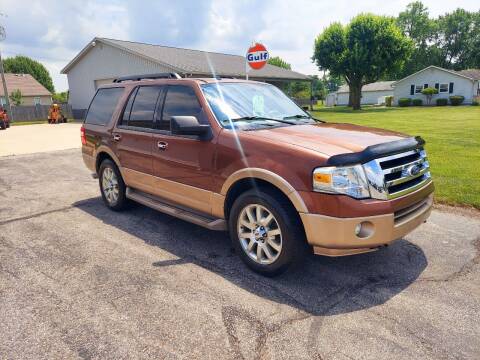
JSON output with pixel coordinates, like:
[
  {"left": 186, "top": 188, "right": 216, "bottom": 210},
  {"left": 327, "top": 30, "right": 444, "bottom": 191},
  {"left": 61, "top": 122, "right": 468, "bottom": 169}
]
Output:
[
  {"left": 436, "top": 98, "right": 448, "bottom": 106},
  {"left": 385, "top": 96, "right": 393, "bottom": 107},
  {"left": 449, "top": 95, "right": 465, "bottom": 106},
  {"left": 421, "top": 87, "right": 438, "bottom": 105},
  {"left": 472, "top": 99, "right": 479, "bottom": 106},
  {"left": 412, "top": 98, "right": 423, "bottom": 106},
  {"left": 398, "top": 98, "right": 412, "bottom": 107}
]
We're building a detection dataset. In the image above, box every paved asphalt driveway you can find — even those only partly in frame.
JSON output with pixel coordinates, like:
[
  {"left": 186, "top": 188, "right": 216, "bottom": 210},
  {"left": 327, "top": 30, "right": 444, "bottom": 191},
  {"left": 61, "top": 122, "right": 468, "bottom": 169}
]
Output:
[{"left": 0, "top": 148, "right": 479, "bottom": 359}]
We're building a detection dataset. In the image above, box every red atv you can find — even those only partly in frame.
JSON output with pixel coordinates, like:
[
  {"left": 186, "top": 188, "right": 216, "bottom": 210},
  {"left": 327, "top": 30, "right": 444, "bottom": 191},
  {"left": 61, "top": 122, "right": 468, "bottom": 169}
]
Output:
[{"left": 0, "top": 108, "right": 9, "bottom": 130}]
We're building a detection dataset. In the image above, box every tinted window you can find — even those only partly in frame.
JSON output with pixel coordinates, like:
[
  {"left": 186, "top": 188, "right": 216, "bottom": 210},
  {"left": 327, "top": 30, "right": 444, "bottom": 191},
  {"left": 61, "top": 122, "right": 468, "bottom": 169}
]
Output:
[
  {"left": 120, "top": 87, "right": 138, "bottom": 125},
  {"left": 129, "top": 86, "right": 161, "bottom": 128},
  {"left": 160, "top": 85, "right": 203, "bottom": 131},
  {"left": 85, "top": 87, "right": 124, "bottom": 125}
]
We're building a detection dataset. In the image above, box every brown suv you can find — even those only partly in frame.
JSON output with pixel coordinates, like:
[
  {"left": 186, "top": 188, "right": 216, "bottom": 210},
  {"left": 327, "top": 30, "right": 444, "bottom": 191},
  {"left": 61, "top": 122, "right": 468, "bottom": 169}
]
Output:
[{"left": 81, "top": 73, "right": 434, "bottom": 276}]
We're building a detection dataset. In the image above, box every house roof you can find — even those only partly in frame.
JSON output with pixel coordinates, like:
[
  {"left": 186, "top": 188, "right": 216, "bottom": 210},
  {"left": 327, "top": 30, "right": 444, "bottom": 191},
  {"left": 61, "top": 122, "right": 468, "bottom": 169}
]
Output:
[
  {"left": 393, "top": 65, "right": 477, "bottom": 85},
  {"left": 337, "top": 81, "right": 395, "bottom": 93},
  {"left": 0, "top": 73, "right": 52, "bottom": 97},
  {"left": 61, "top": 37, "right": 310, "bottom": 81},
  {"left": 456, "top": 69, "right": 480, "bottom": 80}
]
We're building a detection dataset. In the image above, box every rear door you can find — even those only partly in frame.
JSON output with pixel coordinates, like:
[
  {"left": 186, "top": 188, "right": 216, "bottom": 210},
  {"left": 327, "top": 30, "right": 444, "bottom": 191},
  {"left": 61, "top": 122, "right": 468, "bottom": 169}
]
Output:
[
  {"left": 113, "top": 85, "right": 163, "bottom": 193},
  {"left": 151, "top": 84, "right": 216, "bottom": 214}
]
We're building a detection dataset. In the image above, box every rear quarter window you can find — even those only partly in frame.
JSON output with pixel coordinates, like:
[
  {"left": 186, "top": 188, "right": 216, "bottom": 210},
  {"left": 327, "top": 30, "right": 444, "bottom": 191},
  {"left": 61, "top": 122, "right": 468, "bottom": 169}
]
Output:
[{"left": 85, "top": 87, "right": 124, "bottom": 126}]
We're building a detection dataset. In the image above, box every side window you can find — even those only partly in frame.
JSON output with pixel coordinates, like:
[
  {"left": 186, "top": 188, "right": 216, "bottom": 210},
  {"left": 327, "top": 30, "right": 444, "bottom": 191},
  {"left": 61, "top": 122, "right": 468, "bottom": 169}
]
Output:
[
  {"left": 85, "top": 87, "right": 124, "bottom": 126},
  {"left": 128, "top": 86, "right": 161, "bottom": 128},
  {"left": 160, "top": 85, "right": 203, "bottom": 131},
  {"left": 120, "top": 87, "right": 138, "bottom": 126}
]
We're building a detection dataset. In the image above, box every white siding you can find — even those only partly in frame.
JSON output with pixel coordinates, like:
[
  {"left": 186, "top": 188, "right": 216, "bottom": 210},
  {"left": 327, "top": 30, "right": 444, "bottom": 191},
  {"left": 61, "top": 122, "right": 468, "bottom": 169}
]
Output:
[
  {"left": 67, "top": 43, "right": 176, "bottom": 112},
  {"left": 393, "top": 67, "right": 475, "bottom": 105},
  {"left": 336, "top": 90, "right": 393, "bottom": 106}
]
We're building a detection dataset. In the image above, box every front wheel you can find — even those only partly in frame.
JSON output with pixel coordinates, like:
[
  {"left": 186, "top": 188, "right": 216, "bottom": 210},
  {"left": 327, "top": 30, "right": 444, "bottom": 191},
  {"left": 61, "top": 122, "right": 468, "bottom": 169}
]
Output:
[
  {"left": 99, "top": 159, "right": 128, "bottom": 211},
  {"left": 229, "top": 189, "right": 307, "bottom": 276}
]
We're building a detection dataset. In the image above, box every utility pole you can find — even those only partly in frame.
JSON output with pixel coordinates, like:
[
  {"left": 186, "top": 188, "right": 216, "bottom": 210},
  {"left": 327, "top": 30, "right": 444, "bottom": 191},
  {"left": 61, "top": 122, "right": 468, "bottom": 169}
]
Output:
[{"left": 0, "top": 23, "right": 12, "bottom": 119}]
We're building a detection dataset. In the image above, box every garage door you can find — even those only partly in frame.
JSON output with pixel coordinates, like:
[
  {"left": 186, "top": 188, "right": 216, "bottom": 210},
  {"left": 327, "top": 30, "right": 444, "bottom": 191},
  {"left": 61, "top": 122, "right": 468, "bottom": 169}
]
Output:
[{"left": 94, "top": 78, "right": 115, "bottom": 89}]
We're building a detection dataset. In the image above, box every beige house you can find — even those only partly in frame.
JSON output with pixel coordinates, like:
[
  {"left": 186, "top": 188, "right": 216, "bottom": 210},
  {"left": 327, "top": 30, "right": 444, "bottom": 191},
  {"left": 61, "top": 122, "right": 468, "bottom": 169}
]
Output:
[{"left": 0, "top": 73, "right": 52, "bottom": 106}]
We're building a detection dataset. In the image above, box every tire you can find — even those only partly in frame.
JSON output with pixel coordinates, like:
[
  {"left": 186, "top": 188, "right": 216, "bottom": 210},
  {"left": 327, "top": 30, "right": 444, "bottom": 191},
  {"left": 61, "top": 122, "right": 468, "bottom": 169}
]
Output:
[
  {"left": 98, "top": 159, "right": 129, "bottom": 211},
  {"left": 6, "top": 122, "right": 9, "bottom": 128},
  {"left": 228, "top": 188, "right": 308, "bottom": 276},
  {"left": 0, "top": 120, "right": 5, "bottom": 130}
]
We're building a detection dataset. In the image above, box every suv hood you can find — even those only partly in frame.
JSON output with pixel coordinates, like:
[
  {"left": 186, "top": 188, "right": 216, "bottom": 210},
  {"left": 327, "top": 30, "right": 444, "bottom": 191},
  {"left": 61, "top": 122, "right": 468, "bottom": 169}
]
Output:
[{"left": 247, "top": 122, "right": 408, "bottom": 157}]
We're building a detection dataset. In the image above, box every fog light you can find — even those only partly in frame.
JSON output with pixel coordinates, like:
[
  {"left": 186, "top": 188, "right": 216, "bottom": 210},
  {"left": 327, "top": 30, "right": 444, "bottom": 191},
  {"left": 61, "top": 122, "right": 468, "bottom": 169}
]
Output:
[{"left": 354, "top": 221, "right": 374, "bottom": 239}]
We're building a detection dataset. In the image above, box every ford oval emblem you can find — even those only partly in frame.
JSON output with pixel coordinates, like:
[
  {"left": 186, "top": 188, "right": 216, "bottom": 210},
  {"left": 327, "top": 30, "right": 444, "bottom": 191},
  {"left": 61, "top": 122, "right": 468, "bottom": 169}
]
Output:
[{"left": 407, "top": 164, "right": 421, "bottom": 176}]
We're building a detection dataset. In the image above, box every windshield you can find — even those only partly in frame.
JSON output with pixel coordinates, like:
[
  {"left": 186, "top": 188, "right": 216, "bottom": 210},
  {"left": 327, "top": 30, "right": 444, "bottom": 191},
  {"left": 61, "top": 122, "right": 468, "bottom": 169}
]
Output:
[{"left": 201, "top": 82, "right": 312, "bottom": 128}]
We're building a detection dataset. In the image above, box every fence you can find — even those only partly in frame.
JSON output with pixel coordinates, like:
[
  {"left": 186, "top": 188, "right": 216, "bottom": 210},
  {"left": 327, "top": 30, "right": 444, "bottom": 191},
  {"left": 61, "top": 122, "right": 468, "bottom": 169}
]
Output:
[{"left": 10, "top": 104, "right": 73, "bottom": 122}]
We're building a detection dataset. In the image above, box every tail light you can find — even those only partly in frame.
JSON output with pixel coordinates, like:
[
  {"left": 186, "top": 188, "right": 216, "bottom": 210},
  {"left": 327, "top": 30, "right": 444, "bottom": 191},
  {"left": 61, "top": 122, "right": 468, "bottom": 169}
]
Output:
[{"left": 80, "top": 125, "right": 87, "bottom": 145}]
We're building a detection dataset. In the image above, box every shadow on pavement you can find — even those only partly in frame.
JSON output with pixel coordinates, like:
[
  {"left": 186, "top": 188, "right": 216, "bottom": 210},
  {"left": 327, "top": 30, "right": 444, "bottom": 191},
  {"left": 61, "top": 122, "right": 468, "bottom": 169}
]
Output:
[{"left": 75, "top": 197, "right": 427, "bottom": 316}]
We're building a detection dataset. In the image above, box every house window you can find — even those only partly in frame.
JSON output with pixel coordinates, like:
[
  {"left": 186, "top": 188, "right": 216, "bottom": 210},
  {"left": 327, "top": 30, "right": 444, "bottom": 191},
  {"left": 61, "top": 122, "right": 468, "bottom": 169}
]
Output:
[
  {"left": 34, "top": 97, "right": 41, "bottom": 105},
  {"left": 415, "top": 85, "right": 423, "bottom": 93},
  {"left": 439, "top": 83, "right": 449, "bottom": 93}
]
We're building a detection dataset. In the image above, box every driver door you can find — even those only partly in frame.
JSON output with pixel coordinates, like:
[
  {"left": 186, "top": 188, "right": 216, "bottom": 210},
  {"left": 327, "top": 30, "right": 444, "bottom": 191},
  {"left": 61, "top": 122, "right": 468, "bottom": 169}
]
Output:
[{"left": 151, "top": 84, "right": 216, "bottom": 215}]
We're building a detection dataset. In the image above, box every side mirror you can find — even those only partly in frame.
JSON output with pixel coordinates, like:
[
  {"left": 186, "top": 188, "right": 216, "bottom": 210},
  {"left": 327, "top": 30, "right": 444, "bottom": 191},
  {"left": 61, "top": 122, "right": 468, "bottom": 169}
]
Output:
[{"left": 171, "top": 116, "right": 211, "bottom": 139}]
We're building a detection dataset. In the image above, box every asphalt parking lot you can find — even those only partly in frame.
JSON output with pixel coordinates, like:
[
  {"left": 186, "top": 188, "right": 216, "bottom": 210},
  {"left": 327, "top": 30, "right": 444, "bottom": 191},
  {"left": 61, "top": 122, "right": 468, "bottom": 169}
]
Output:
[{"left": 1, "top": 146, "right": 479, "bottom": 358}]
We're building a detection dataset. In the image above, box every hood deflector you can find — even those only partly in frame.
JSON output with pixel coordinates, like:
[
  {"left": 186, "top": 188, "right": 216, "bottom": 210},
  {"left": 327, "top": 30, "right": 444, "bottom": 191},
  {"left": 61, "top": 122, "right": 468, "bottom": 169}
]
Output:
[{"left": 326, "top": 136, "right": 425, "bottom": 166}]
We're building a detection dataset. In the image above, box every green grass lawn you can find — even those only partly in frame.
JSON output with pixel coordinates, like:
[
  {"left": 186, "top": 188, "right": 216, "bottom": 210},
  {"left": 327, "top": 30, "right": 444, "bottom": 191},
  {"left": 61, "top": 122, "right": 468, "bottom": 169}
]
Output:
[{"left": 310, "top": 105, "right": 480, "bottom": 209}]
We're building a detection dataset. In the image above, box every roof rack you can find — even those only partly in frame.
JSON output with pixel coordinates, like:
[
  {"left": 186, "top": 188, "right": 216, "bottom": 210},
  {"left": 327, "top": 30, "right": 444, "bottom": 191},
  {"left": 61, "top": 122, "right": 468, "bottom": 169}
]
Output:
[{"left": 113, "top": 73, "right": 182, "bottom": 83}]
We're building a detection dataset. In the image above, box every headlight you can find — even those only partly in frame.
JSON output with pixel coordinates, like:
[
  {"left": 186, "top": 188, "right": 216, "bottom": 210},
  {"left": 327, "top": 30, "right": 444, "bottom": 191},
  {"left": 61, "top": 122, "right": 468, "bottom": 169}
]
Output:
[{"left": 313, "top": 165, "right": 370, "bottom": 199}]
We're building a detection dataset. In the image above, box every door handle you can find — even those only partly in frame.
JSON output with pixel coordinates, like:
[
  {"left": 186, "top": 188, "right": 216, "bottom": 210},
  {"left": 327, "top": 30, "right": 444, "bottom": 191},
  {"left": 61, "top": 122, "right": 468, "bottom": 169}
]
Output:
[
  {"left": 157, "top": 141, "right": 168, "bottom": 150},
  {"left": 113, "top": 133, "right": 122, "bottom": 141}
]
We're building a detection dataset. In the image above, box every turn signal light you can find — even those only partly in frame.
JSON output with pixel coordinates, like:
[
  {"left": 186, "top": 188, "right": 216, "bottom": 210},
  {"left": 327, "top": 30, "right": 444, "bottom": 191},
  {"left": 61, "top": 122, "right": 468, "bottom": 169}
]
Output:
[{"left": 80, "top": 125, "right": 87, "bottom": 145}]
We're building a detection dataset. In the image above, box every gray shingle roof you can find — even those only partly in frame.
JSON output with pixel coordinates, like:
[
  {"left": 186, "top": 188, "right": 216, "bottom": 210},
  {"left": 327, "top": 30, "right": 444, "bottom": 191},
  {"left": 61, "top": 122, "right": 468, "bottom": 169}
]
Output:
[
  {"left": 0, "top": 73, "right": 51, "bottom": 97},
  {"left": 456, "top": 69, "right": 480, "bottom": 80},
  {"left": 62, "top": 37, "right": 310, "bottom": 81},
  {"left": 337, "top": 81, "right": 395, "bottom": 93}
]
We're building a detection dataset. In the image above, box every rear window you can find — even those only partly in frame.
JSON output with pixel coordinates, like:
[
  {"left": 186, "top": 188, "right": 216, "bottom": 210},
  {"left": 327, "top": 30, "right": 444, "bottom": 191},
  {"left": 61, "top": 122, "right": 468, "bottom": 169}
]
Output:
[{"left": 85, "top": 87, "right": 124, "bottom": 125}]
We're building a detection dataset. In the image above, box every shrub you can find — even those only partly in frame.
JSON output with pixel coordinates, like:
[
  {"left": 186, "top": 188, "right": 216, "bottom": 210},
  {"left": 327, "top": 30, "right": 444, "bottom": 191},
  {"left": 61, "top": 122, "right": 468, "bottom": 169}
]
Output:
[
  {"left": 472, "top": 99, "right": 479, "bottom": 106},
  {"left": 436, "top": 98, "right": 448, "bottom": 106},
  {"left": 421, "top": 87, "right": 438, "bottom": 105},
  {"left": 449, "top": 95, "right": 465, "bottom": 106},
  {"left": 398, "top": 98, "right": 412, "bottom": 107},
  {"left": 385, "top": 96, "right": 393, "bottom": 107},
  {"left": 412, "top": 98, "right": 423, "bottom": 106}
]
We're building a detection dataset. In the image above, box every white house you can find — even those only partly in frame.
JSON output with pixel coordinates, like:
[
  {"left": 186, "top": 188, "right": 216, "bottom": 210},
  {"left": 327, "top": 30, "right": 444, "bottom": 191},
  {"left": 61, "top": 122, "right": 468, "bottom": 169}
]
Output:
[
  {"left": 332, "top": 81, "right": 394, "bottom": 106},
  {"left": 393, "top": 66, "right": 480, "bottom": 105},
  {"left": 61, "top": 37, "right": 310, "bottom": 118}
]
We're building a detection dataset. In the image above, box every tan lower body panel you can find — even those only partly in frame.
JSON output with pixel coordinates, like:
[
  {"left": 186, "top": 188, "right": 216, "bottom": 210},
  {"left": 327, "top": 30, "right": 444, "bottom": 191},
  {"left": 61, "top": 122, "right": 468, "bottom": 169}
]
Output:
[
  {"left": 121, "top": 167, "right": 223, "bottom": 217},
  {"left": 302, "top": 195, "right": 433, "bottom": 255}
]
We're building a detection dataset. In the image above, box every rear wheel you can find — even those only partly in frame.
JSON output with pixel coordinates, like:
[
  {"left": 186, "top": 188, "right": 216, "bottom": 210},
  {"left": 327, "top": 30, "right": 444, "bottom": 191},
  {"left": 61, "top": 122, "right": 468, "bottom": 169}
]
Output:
[
  {"left": 99, "top": 159, "right": 128, "bottom": 211},
  {"left": 229, "top": 188, "right": 307, "bottom": 276},
  {"left": 0, "top": 120, "right": 5, "bottom": 130}
]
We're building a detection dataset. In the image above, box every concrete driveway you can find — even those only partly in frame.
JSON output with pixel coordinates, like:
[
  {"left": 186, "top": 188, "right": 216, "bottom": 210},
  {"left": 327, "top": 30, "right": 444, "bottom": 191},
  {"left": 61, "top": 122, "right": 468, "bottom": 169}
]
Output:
[
  {"left": 0, "top": 123, "right": 81, "bottom": 156},
  {"left": 0, "top": 149, "right": 479, "bottom": 359}
]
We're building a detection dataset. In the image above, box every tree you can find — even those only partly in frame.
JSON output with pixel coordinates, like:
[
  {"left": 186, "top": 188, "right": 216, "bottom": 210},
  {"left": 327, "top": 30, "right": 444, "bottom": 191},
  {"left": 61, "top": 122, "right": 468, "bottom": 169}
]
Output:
[
  {"left": 395, "top": 2, "right": 436, "bottom": 77},
  {"left": 313, "top": 14, "right": 413, "bottom": 110},
  {"left": 434, "top": 9, "right": 479, "bottom": 70},
  {"left": 10, "top": 89, "right": 23, "bottom": 106},
  {"left": 421, "top": 87, "right": 438, "bottom": 105},
  {"left": 267, "top": 56, "right": 292, "bottom": 70},
  {"left": 53, "top": 91, "right": 69, "bottom": 103},
  {"left": 3, "top": 55, "right": 55, "bottom": 93}
]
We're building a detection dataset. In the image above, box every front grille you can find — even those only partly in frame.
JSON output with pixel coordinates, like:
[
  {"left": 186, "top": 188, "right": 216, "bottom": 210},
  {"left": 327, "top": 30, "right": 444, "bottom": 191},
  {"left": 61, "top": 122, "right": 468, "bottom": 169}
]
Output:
[
  {"left": 363, "top": 148, "right": 432, "bottom": 200},
  {"left": 394, "top": 197, "right": 431, "bottom": 225}
]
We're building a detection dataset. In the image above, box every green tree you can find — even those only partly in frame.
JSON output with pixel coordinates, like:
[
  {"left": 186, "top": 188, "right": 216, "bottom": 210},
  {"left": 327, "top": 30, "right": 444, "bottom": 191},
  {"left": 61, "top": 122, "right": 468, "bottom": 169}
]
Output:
[
  {"left": 395, "top": 2, "right": 436, "bottom": 77},
  {"left": 9, "top": 89, "right": 23, "bottom": 106},
  {"left": 421, "top": 87, "right": 438, "bottom": 105},
  {"left": 434, "top": 9, "right": 479, "bottom": 70},
  {"left": 267, "top": 56, "right": 292, "bottom": 70},
  {"left": 52, "top": 91, "right": 69, "bottom": 103},
  {"left": 313, "top": 14, "right": 413, "bottom": 109},
  {"left": 3, "top": 55, "right": 54, "bottom": 93}
]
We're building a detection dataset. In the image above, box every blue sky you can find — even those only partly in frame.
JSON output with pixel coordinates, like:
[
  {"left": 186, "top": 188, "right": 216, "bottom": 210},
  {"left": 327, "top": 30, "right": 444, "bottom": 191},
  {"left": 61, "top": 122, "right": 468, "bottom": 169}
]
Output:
[{"left": 1, "top": 0, "right": 478, "bottom": 92}]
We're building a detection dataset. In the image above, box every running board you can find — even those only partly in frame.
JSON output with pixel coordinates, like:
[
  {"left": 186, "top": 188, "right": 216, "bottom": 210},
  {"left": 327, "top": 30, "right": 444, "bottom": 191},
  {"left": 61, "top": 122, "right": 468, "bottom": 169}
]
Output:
[{"left": 126, "top": 188, "right": 227, "bottom": 231}]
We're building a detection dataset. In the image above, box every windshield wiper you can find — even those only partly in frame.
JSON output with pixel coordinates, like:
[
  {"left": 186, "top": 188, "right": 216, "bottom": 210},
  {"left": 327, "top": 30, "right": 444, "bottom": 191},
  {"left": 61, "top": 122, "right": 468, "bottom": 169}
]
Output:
[
  {"left": 226, "top": 116, "right": 295, "bottom": 125},
  {"left": 283, "top": 114, "right": 311, "bottom": 120}
]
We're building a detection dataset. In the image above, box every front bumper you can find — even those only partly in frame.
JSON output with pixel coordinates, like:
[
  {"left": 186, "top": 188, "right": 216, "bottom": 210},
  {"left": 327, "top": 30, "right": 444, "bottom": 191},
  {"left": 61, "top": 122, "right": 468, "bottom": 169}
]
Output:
[{"left": 301, "top": 194, "right": 433, "bottom": 256}]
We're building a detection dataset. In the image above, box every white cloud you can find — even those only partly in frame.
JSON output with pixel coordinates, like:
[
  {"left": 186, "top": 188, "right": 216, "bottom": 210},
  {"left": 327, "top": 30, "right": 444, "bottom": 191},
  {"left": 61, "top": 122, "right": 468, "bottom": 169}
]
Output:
[{"left": 1, "top": 0, "right": 478, "bottom": 91}]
